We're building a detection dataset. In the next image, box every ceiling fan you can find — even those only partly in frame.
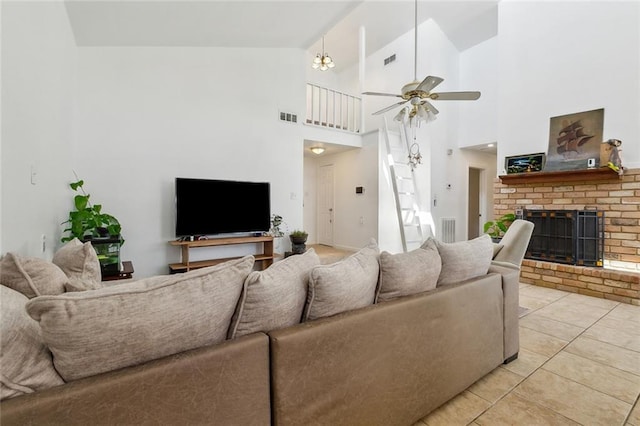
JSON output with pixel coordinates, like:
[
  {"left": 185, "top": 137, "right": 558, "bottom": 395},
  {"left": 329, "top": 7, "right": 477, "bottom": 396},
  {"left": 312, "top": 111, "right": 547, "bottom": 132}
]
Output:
[{"left": 362, "top": 0, "right": 480, "bottom": 123}]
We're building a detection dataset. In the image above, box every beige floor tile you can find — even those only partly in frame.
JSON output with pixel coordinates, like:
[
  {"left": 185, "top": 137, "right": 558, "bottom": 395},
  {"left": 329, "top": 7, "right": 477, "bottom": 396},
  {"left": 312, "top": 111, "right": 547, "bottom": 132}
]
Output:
[
  {"left": 607, "top": 303, "right": 640, "bottom": 325},
  {"left": 519, "top": 295, "right": 551, "bottom": 311},
  {"left": 534, "top": 302, "right": 610, "bottom": 328},
  {"left": 476, "top": 392, "right": 580, "bottom": 426},
  {"left": 519, "top": 285, "right": 569, "bottom": 304},
  {"left": 501, "top": 348, "right": 549, "bottom": 378},
  {"left": 519, "top": 327, "right": 569, "bottom": 357},
  {"left": 421, "top": 391, "right": 491, "bottom": 426},
  {"left": 628, "top": 400, "right": 640, "bottom": 426},
  {"left": 583, "top": 319, "right": 640, "bottom": 352},
  {"left": 467, "top": 367, "right": 525, "bottom": 403},
  {"left": 514, "top": 369, "right": 631, "bottom": 425},
  {"left": 565, "top": 336, "right": 640, "bottom": 376},
  {"left": 542, "top": 351, "right": 640, "bottom": 404},
  {"left": 556, "top": 292, "right": 620, "bottom": 310},
  {"left": 520, "top": 313, "right": 585, "bottom": 341}
]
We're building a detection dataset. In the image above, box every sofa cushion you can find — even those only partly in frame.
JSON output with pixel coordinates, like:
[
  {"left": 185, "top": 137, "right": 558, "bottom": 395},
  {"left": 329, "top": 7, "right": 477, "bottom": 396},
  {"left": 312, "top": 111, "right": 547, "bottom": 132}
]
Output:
[
  {"left": 0, "top": 253, "right": 69, "bottom": 298},
  {"left": 428, "top": 234, "right": 493, "bottom": 286},
  {"left": 492, "top": 243, "right": 504, "bottom": 258},
  {"left": 26, "top": 256, "right": 254, "bottom": 381},
  {"left": 303, "top": 239, "right": 379, "bottom": 321},
  {"left": 375, "top": 240, "right": 441, "bottom": 303},
  {"left": 228, "top": 249, "right": 320, "bottom": 339},
  {"left": 52, "top": 239, "right": 102, "bottom": 291},
  {"left": 0, "top": 285, "right": 64, "bottom": 400}
]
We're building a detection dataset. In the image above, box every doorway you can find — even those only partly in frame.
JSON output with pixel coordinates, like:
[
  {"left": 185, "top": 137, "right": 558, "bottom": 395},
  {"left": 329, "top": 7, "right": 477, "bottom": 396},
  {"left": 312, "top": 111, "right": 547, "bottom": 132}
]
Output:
[
  {"left": 468, "top": 167, "right": 483, "bottom": 239},
  {"left": 317, "top": 164, "right": 334, "bottom": 245}
]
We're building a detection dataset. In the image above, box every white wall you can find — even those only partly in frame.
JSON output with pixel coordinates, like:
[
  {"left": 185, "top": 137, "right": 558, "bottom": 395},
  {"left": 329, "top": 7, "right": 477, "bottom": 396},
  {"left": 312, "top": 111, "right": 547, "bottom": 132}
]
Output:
[
  {"left": 302, "top": 155, "right": 317, "bottom": 246},
  {"left": 459, "top": 37, "right": 498, "bottom": 148},
  {"left": 72, "top": 47, "right": 308, "bottom": 277},
  {"left": 1, "top": 2, "right": 77, "bottom": 258},
  {"left": 498, "top": 1, "right": 639, "bottom": 169}
]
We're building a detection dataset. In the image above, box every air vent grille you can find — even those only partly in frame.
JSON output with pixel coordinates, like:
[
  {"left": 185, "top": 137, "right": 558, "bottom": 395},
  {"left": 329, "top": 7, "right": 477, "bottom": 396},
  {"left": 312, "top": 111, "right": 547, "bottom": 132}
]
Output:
[
  {"left": 384, "top": 54, "right": 396, "bottom": 66},
  {"left": 279, "top": 111, "right": 297, "bottom": 123}
]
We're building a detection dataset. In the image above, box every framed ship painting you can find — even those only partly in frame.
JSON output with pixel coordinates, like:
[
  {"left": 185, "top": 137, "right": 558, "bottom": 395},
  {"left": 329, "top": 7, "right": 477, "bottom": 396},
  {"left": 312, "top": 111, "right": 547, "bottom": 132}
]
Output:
[{"left": 544, "top": 108, "right": 604, "bottom": 172}]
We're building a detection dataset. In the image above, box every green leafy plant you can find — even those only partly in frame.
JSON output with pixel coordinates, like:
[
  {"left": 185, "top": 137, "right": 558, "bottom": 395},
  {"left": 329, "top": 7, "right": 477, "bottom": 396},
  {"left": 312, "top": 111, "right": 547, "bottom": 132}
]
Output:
[
  {"left": 269, "top": 214, "right": 287, "bottom": 237},
  {"left": 61, "top": 178, "right": 123, "bottom": 243},
  {"left": 483, "top": 213, "right": 516, "bottom": 239},
  {"left": 289, "top": 229, "right": 308, "bottom": 239}
]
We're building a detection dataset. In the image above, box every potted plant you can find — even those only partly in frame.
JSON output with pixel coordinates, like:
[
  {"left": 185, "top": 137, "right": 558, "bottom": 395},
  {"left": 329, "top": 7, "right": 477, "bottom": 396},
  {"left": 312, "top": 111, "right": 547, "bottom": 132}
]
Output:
[
  {"left": 269, "top": 214, "right": 286, "bottom": 238},
  {"left": 483, "top": 213, "right": 516, "bottom": 243},
  {"left": 61, "top": 177, "right": 124, "bottom": 276},
  {"left": 289, "top": 229, "right": 308, "bottom": 254}
]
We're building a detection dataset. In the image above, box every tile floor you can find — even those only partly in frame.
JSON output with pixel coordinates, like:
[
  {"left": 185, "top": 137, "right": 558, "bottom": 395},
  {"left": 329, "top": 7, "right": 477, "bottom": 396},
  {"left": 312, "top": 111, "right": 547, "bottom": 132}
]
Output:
[{"left": 416, "top": 283, "right": 640, "bottom": 426}]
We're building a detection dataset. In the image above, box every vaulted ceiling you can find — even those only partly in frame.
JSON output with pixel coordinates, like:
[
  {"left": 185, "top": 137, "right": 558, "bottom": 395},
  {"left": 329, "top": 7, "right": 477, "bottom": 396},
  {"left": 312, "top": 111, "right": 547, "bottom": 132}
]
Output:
[{"left": 64, "top": 0, "right": 498, "bottom": 68}]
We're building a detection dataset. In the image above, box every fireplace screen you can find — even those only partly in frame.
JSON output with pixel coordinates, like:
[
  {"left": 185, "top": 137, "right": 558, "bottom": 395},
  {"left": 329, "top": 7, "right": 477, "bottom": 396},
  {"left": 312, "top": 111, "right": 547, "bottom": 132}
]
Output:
[{"left": 524, "top": 209, "right": 604, "bottom": 266}]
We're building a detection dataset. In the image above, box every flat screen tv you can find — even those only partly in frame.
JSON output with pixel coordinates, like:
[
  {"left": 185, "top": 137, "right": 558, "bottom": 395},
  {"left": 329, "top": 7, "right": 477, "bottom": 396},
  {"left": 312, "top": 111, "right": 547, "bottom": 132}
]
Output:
[{"left": 175, "top": 178, "right": 271, "bottom": 237}]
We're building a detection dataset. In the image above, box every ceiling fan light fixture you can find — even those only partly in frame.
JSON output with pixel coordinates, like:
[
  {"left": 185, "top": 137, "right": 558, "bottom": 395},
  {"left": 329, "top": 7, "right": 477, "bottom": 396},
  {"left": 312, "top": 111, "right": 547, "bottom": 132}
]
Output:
[
  {"left": 394, "top": 107, "right": 408, "bottom": 122},
  {"left": 361, "top": 0, "right": 479, "bottom": 125},
  {"left": 310, "top": 146, "right": 325, "bottom": 155}
]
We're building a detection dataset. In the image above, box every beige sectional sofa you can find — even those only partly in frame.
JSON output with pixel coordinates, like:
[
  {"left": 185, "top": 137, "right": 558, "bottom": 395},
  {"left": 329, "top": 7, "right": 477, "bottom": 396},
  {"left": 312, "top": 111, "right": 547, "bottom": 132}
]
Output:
[{"left": 0, "top": 220, "right": 534, "bottom": 426}]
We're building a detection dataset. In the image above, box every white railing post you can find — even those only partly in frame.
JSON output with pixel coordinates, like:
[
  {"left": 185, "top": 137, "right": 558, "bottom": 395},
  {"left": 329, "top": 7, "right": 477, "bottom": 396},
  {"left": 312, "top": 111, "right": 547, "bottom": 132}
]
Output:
[{"left": 305, "top": 83, "right": 361, "bottom": 134}]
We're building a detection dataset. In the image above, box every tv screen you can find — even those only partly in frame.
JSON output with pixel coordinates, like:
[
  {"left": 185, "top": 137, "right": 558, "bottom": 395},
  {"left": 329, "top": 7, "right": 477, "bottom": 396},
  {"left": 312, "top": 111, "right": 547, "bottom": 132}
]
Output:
[{"left": 175, "top": 178, "right": 271, "bottom": 237}]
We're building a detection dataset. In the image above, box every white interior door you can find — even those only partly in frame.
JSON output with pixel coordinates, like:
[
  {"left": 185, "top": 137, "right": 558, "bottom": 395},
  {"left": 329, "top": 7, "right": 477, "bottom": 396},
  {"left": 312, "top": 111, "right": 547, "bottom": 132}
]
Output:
[{"left": 317, "top": 164, "right": 334, "bottom": 246}]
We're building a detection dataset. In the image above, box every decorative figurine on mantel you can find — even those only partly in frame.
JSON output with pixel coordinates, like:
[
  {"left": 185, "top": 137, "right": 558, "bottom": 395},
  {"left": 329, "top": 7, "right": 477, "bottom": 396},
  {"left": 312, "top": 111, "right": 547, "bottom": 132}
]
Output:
[{"left": 603, "top": 139, "right": 624, "bottom": 175}]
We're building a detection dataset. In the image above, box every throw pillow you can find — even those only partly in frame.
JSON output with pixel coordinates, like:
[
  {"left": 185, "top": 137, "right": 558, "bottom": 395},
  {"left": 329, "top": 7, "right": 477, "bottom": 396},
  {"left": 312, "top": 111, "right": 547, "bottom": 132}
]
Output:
[
  {"left": 228, "top": 249, "right": 320, "bottom": 339},
  {"left": 52, "top": 238, "right": 102, "bottom": 291},
  {"left": 1, "top": 285, "right": 64, "bottom": 400},
  {"left": 26, "top": 256, "right": 254, "bottom": 382},
  {"left": 375, "top": 239, "right": 441, "bottom": 303},
  {"left": 0, "top": 253, "right": 69, "bottom": 298},
  {"left": 428, "top": 234, "right": 493, "bottom": 286},
  {"left": 303, "top": 239, "right": 380, "bottom": 321}
]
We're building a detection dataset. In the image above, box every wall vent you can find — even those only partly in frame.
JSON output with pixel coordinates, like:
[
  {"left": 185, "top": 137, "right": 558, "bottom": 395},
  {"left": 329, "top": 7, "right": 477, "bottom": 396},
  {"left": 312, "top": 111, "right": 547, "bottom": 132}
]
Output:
[
  {"left": 279, "top": 111, "right": 297, "bottom": 124},
  {"left": 441, "top": 217, "right": 456, "bottom": 243},
  {"left": 384, "top": 54, "right": 396, "bottom": 66}
]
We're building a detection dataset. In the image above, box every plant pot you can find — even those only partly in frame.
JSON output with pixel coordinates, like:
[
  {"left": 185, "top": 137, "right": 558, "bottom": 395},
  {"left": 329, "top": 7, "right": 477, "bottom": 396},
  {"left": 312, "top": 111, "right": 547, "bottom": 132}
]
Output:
[
  {"left": 83, "top": 236, "right": 123, "bottom": 277},
  {"left": 289, "top": 235, "right": 307, "bottom": 254}
]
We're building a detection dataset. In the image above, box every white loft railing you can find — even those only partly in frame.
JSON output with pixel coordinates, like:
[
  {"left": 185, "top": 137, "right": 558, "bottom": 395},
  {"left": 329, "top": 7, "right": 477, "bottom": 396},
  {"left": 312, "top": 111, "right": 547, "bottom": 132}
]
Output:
[{"left": 305, "top": 83, "right": 361, "bottom": 134}]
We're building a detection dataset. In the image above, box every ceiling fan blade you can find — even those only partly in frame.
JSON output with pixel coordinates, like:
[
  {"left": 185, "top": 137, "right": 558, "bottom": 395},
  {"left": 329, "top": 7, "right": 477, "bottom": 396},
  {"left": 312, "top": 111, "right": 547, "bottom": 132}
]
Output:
[
  {"left": 372, "top": 100, "right": 409, "bottom": 115},
  {"left": 430, "top": 91, "right": 481, "bottom": 101},
  {"left": 416, "top": 76, "right": 444, "bottom": 93},
  {"left": 362, "top": 91, "right": 403, "bottom": 98},
  {"left": 422, "top": 100, "right": 439, "bottom": 115}
]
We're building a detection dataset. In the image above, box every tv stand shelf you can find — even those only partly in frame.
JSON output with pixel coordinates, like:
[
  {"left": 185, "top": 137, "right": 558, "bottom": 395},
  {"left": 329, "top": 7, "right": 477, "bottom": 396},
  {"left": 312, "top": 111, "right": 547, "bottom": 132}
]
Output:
[{"left": 169, "top": 235, "right": 274, "bottom": 273}]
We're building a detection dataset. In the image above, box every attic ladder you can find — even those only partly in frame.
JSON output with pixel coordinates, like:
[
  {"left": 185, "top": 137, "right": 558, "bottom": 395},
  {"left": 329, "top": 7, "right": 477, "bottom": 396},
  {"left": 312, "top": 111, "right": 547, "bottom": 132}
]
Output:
[{"left": 383, "top": 116, "right": 424, "bottom": 252}]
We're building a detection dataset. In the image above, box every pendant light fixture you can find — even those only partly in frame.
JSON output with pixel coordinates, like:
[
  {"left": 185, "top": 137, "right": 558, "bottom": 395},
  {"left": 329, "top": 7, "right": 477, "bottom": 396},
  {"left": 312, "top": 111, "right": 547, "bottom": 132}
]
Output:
[{"left": 312, "top": 36, "right": 335, "bottom": 71}]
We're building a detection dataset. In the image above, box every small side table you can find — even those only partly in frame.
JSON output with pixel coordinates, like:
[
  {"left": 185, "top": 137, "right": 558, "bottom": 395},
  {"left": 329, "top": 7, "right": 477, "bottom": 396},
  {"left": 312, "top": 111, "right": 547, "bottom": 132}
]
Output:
[{"left": 102, "top": 261, "right": 134, "bottom": 282}]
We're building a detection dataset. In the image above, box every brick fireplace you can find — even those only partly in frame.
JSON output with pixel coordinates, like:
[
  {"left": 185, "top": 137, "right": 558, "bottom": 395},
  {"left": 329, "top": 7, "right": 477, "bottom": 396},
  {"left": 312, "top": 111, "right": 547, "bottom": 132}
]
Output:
[{"left": 494, "top": 168, "right": 640, "bottom": 305}]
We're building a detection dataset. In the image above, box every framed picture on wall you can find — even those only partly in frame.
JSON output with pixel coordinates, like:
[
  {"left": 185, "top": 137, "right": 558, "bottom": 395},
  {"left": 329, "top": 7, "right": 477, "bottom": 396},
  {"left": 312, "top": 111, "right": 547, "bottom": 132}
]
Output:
[
  {"left": 505, "top": 153, "right": 546, "bottom": 174},
  {"left": 544, "top": 108, "right": 604, "bottom": 171}
]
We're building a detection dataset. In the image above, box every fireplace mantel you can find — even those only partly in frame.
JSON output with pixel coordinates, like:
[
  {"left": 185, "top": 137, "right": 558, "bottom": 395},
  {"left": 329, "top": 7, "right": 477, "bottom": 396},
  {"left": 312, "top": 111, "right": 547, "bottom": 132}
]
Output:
[{"left": 499, "top": 167, "right": 621, "bottom": 184}]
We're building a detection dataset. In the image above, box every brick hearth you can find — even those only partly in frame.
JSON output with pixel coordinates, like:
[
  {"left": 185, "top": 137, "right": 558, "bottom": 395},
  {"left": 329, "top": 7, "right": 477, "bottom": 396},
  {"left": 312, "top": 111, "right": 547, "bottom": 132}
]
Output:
[{"left": 494, "top": 168, "right": 640, "bottom": 305}]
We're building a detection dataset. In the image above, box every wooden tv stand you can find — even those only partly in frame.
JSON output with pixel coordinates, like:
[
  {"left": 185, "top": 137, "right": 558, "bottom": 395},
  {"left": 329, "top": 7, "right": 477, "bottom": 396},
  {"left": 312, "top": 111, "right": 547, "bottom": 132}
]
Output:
[{"left": 168, "top": 235, "right": 274, "bottom": 273}]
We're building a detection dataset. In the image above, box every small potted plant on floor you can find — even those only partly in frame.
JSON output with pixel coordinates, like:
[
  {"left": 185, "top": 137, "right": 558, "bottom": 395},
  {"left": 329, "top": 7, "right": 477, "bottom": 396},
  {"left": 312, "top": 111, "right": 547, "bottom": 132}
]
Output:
[
  {"left": 61, "top": 176, "right": 124, "bottom": 276},
  {"left": 289, "top": 230, "right": 308, "bottom": 254},
  {"left": 483, "top": 213, "right": 516, "bottom": 243}
]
